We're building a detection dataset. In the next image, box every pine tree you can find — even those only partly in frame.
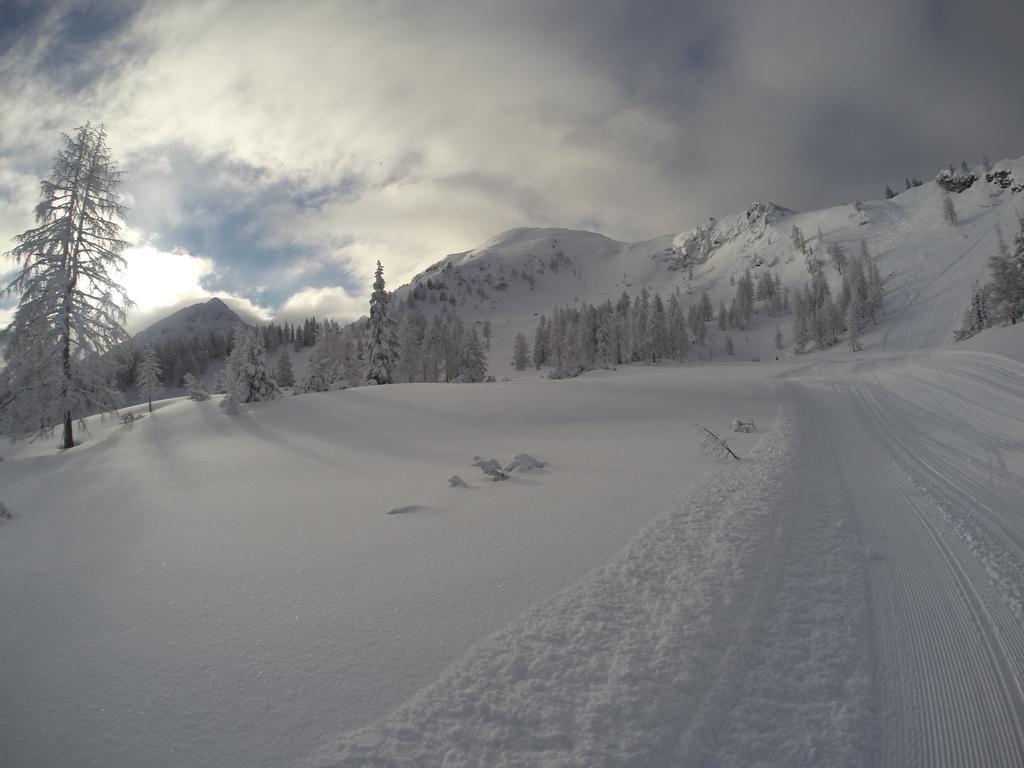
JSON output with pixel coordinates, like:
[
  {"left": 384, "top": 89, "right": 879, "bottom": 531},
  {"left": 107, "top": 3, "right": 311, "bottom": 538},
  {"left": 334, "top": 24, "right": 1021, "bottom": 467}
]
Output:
[
  {"left": 135, "top": 346, "right": 162, "bottom": 412},
  {"left": 0, "top": 124, "right": 132, "bottom": 448},
  {"left": 955, "top": 282, "right": 992, "bottom": 340},
  {"left": 422, "top": 315, "right": 444, "bottom": 382},
  {"left": 300, "top": 325, "right": 351, "bottom": 392},
  {"left": 724, "top": 334, "right": 734, "bottom": 355},
  {"left": 792, "top": 289, "right": 810, "bottom": 354},
  {"left": 513, "top": 332, "right": 530, "bottom": 371},
  {"left": 791, "top": 224, "right": 806, "bottom": 255},
  {"left": 700, "top": 291, "right": 713, "bottom": 322},
  {"left": 630, "top": 287, "right": 650, "bottom": 362},
  {"left": 667, "top": 294, "right": 688, "bottom": 361},
  {"left": 275, "top": 349, "right": 295, "bottom": 388},
  {"left": 365, "top": 260, "right": 397, "bottom": 384},
  {"left": 774, "top": 325, "right": 784, "bottom": 351},
  {"left": 221, "top": 325, "right": 278, "bottom": 412},
  {"left": 987, "top": 221, "right": 1024, "bottom": 324},
  {"left": 847, "top": 289, "right": 863, "bottom": 351},
  {"left": 885, "top": 185, "right": 896, "bottom": 199},
  {"left": 457, "top": 326, "right": 488, "bottom": 382},
  {"left": 649, "top": 294, "right": 668, "bottom": 363},
  {"left": 532, "top": 315, "right": 549, "bottom": 368},
  {"left": 395, "top": 309, "right": 425, "bottom": 383}
]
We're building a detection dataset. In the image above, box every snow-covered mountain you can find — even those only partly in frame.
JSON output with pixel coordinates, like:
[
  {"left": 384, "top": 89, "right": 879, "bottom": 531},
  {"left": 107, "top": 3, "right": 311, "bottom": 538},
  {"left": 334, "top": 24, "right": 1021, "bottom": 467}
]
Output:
[
  {"left": 394, "top": 156, "right": 1024, "bottom": 365},
  {"left": 131, "top": 297, "right": 248, "bottom": 347}
]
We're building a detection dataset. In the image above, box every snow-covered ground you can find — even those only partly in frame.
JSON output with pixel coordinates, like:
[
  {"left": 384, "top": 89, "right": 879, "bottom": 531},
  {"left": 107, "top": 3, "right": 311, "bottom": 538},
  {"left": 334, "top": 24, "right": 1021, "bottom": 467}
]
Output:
[
  {"left": 6, "top": 344, "right": 1024, "bottom": 767},
  {"left": 0, "top": 364, "right": 777, "bottom": 768}
]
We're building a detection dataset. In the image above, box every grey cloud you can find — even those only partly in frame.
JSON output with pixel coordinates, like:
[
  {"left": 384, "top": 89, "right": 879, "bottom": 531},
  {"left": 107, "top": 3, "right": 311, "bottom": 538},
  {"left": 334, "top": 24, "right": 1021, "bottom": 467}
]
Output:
[{"left": 1, "top": 0, "right": 1023, "bottom": 320}]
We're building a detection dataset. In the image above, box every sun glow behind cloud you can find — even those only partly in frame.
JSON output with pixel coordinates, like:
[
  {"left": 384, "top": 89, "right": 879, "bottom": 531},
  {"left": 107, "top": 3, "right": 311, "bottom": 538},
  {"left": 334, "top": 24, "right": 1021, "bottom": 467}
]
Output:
[{"left": 119, "top": 240, "right": 272, "bottom": 333}]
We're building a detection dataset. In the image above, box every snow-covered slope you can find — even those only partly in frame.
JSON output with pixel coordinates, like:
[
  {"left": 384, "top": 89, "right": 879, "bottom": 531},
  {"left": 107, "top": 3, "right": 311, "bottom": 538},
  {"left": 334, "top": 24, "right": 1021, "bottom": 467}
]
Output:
[
  {"left": 0, "top": 364, "right": 778, "bottom": 768},
  {"left": 394, "top": 157, "right": 1024, "bottom": 365},
  {"left": 131, "top": 297, "right": 248, "bottom": 347}
]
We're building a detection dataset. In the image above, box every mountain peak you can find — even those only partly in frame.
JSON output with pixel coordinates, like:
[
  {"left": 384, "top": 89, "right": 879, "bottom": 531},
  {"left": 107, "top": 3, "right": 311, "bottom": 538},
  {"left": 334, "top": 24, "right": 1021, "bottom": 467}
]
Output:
[{"left": 132, "top": 296, "right": 247, "bottom": 347}]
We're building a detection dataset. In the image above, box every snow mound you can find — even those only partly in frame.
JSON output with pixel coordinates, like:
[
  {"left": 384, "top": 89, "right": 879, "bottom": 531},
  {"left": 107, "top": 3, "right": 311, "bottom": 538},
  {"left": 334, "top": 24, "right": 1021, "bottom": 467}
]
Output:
[{"left": 504, "top": 453, "right": 547, "bottom": 472}]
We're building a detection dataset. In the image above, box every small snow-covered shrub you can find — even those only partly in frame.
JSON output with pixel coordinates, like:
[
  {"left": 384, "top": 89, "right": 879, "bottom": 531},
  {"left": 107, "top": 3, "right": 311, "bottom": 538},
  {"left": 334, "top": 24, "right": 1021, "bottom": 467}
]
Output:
[
  {"left": 731, "top": 419, "right": 756, "bottom": 433},
  {"left": 471, "top": 456, "right": 508, "bottom": 480},
  {"left": 448, "top": 475, "right": 468, "bottom": 488},
  {"left": 183, "top": 373, "right": 209, "bottom": 401},
  {"left": 0, "top": 502, "right": 12, "bottom": 520}
]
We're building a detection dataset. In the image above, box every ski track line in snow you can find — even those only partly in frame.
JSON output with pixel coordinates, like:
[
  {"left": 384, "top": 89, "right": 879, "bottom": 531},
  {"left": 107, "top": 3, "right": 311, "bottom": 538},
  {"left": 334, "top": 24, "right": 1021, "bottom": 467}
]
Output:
[
  {"left": 881, "top": 216, "right": 1003, "bottom": 353},
  {"left": 807, "top": 355, "right": 1024, "bottom": 768},
  {"left": 308, "top": 409, "right": 876, "bottom": 768}
]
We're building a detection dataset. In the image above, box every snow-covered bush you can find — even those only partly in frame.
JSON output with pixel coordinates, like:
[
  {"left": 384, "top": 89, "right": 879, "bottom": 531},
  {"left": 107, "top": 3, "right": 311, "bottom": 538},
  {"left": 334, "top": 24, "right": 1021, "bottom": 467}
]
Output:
[
  {"left": 183, "top": 373, "right": 209, "bottom": 401},
  {"left": 0, "top": 501, "right": 12, "bottom": 520},
  {"left": 472, "top": 456, "right": 508, "bottom": 480}
]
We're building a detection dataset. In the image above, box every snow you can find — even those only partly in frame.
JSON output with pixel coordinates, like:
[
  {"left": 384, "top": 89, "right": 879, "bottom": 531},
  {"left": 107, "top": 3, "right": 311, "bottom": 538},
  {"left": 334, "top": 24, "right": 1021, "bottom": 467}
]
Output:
[
  {"left": 0, "top": 364, "right": 776, "bottom": 768},
  {"left": 4, "top": 157, "right": 1024, "bottom": 767},
  {"left": 312, "top": 405, "right": 874, "bottom": 767}
]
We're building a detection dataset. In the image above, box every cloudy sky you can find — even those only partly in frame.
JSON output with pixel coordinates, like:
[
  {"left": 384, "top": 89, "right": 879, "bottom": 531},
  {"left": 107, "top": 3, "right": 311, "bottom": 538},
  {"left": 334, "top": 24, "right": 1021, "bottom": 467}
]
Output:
[{"left": 1, "top": 0, "right": 1022, "bottom": 331}]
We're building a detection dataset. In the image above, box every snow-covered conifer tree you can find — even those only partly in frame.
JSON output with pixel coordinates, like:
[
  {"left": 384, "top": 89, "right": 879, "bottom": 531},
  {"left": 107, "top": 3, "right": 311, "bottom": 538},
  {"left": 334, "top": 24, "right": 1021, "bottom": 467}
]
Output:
[
  {"left": 828, "top": 241, "right": 847, "bottom": 275},
  {"left": 649, "top": 294, "right": 668, "bottom": 363},
  {"left": 365, "top": 261, "right": 397, "bottom": 384},
  {"left": 847, "top": 290, "right": 863, "bottom": 351},
  {"left": 513, "top": 333, "right": 530, "bottom": 371},
  {"left": 792, "top": 289, "right": 810, "bottom": 354},
  {"left": 221, "top": 325, "right": 278, "bottom": 411},
  {"left": 667, "top": 294, "right": 688, "bottom": 361},
  {"left": 687, "top": 303, "right": 706, "bottom": 347},
  {"left": 1, "top": 124, "right": 131, "bottom": 447},
  {"left": 135, "top": 346, "right": 162, "bottom": 412},
  {"left": 275, "top": 349, "right": 295, "bottom": 388},
  {"left": 700, "top": 291, "right": 713, "bottom": 322},
  {"left": 457, "top": 326, "right": 488, "bottom": 382},
  {"left": 299, "top": 325, "right": 351, "bottom": 392},
  {"left": 791, "top": 224, "right": 806, "bottom": 255},
  {"left": 532, "top": 315, "right": 549, "bottom": 368},
  {"left": 422, "top": 315, "right": 444, "bottom": 382},
  {"left": 630, "top": 288, "right": 650, "bottom": 362},
  {"left": 396, "top": 309, "right": 425, "bottom": 383}
]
